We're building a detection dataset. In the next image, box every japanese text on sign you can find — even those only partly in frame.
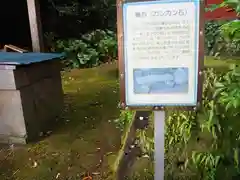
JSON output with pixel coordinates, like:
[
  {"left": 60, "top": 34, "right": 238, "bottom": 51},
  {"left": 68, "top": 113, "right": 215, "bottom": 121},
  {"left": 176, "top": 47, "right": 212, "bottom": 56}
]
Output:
[
  {"left": 135, "top": 9, "right": 187, "bottom": 17},
  {"left": 123, "top": 0, "right": 200, "bottom": 106}
]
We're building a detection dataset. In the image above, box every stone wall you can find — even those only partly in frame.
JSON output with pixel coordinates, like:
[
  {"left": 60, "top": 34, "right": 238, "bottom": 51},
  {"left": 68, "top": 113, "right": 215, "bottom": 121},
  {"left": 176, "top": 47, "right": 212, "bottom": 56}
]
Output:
[{"left": 0, "top": 60, "right": 63, "bottom": 144}]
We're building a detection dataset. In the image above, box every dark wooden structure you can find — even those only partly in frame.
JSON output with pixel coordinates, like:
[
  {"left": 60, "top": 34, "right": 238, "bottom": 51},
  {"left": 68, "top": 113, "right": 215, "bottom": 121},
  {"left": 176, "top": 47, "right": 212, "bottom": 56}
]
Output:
[{"left": 0, "top": 0, "right": 63, "bottom": 144}]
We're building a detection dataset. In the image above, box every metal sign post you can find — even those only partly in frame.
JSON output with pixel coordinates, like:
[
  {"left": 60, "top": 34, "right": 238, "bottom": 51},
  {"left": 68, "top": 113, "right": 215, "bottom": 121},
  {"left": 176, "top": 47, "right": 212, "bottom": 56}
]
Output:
[
  {"left": 154, "top": 111, "right": 165, "bottom": 180},
  {"left": 117, "top": 0, "right": 204, "bottom": 179}
]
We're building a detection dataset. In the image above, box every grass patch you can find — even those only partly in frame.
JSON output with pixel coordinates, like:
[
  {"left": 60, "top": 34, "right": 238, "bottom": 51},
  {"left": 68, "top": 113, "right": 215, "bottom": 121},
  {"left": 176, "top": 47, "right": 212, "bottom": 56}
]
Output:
[{"left": 204, "top": 56, "right": 240, "bottom": 71}]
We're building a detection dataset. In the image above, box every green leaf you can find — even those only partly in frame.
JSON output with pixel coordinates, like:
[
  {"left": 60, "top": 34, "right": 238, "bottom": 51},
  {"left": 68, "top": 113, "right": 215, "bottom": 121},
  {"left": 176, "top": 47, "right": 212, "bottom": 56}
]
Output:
[
  {"left": 206, "top": 4, "right": 221, "bottom": 12},
  {"left": 214, "top": 82, "right": 225, "bottom": 88},
  {"left": 200, "top": 154, "right": 207, "bottom": 165},
  {"left": 233, "top": 100, "right": 240, "bottom": 108},
  {"left": 215, "top": 156, "right": 221, "bottom": 167},
  {"left": 213, "top": 88, "right": 224, "bottom": 98},
  {"left": 226, "top": 101, "right": 232, "bottom": 111},
  {"left": 234, "top": 148, "right": 239, "bottom": 167}
]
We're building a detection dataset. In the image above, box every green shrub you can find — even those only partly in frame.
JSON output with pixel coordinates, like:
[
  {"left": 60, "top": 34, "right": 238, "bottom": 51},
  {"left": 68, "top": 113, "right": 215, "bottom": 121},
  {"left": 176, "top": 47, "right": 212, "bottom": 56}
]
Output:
[
  {"left": 205, "top": 21, "right": 222, "bottom": 55},
  {"left": 205, "top": 21, "right": 240, "bottom": 57},
  {"left": 164, "top": 66, "right": 240, "bottom": 179},
  {"left": 115, "top": 65, "right": 240, "bottom": 179},
  {"left": 55, "top": 29, "right": 117, "bottom": 68},
  {"left": 205, "top": 1, "right": 240, "bottom": 58}
]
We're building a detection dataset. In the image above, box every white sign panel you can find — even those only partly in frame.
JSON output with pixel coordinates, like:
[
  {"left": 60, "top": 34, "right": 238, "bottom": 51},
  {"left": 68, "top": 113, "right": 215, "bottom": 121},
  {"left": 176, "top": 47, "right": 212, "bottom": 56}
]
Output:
[{"left": 123, "top": 0, "right": 200, "bottom": 106}]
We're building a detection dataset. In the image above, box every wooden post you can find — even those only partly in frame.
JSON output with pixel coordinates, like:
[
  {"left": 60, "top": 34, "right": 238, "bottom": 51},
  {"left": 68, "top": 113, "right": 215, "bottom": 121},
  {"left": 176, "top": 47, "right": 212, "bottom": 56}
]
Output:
[{"left": 26, "top": 0, "right": 44, "bottom": 52}]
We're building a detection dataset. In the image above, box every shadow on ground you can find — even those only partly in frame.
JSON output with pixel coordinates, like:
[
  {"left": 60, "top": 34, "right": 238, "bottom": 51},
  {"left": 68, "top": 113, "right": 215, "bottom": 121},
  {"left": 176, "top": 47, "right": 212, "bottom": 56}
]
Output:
[{"left": 0, "top": 63, "right": 121, "bottom": 180}]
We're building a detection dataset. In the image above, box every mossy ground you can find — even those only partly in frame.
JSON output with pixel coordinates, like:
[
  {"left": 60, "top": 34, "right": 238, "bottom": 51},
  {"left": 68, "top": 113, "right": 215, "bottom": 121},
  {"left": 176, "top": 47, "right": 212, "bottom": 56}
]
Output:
[
  {"left": 0, "top": 57, "right": 239, "bottom": 180},
  {"left": 0, "top": 63, "right": 120, "bottom": 180}
]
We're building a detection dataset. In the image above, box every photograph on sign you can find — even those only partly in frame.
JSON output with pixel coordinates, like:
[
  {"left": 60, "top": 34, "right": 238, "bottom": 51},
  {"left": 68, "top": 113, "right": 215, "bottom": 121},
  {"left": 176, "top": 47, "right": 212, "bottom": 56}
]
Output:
[
  {"left": 133, "top": 67, "right": 189, "bottom": 94},
  {"left": 122, "top": 0, "right": 201, "bottom": 107}
]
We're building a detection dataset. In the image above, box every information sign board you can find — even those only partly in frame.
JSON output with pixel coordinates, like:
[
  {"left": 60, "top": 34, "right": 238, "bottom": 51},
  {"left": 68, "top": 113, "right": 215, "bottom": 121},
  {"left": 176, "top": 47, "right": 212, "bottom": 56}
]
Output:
[{"left": 117, "top": 0, "right": 204, "bottom": 110}]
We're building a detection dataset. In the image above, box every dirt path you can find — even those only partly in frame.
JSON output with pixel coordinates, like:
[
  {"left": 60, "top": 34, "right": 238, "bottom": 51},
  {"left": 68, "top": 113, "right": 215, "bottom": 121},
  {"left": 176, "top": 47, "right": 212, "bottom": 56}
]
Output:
[{"left": 0, "top": 63, "right": 121, "bottom": 180}]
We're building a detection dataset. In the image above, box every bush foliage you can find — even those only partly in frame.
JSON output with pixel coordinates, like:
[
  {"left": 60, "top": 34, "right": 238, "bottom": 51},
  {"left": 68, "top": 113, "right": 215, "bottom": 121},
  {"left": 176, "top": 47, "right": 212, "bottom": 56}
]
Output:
[
  {"left": 116, "top": 65, "right": 240, "bottom": 179},
  {"left": 54, "top": 29, "right": 117, "bottom": 68}
]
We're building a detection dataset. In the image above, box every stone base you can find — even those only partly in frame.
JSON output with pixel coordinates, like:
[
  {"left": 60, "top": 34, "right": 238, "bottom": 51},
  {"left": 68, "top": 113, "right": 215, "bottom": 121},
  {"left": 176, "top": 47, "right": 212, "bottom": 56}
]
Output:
[
  {"left": 0, "top": 60, "right": 63, "bottom": 144},
  {"left": 0, "top": 134, "right": 27, "bottom": 144}
]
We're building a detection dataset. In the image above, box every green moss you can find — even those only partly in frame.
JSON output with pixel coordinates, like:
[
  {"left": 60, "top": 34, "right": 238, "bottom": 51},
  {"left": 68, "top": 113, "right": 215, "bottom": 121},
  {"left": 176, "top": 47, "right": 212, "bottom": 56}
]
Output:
[{"left": 0, "top": 63, "right": 121, "bottom": 180}]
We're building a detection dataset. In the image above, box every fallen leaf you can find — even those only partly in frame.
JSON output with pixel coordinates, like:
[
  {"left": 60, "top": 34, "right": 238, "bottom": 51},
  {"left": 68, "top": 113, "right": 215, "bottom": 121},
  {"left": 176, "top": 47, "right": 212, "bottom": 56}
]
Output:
[
  {"left": 92, "top": 172, "right": 100, "bottom": 175},
  {"left": 56, "top": 173, "right": 60, "bottom": 179},
  {"left": 32, "top": 161, "right": 38, "bottom": 168}
]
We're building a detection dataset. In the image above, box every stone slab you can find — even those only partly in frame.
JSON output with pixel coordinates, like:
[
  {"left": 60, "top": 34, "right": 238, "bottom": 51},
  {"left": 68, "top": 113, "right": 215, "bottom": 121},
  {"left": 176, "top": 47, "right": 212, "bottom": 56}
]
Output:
[
  {"left": 0, "top": 90, "right": 27, "bottom": 138},
  {"left": 0, "top": 60, "right": 63, "bottom": 144}
]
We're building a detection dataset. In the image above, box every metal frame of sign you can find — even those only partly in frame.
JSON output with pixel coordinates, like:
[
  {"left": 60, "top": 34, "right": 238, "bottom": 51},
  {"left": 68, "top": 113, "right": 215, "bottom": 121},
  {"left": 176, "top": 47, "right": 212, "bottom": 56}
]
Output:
[{"left": 117, "top": 0, "right": 204, "bottom": 111}]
